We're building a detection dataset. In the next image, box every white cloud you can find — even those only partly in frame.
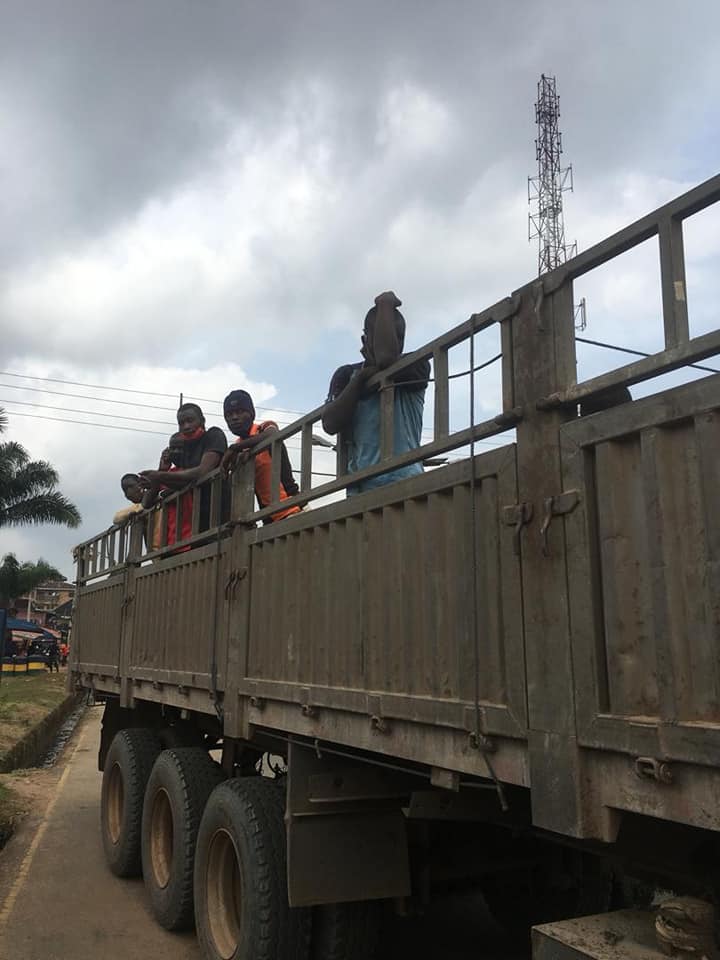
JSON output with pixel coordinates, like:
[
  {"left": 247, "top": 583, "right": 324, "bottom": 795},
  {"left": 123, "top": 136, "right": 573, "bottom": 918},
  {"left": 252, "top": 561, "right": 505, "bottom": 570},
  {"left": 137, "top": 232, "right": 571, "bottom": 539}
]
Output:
[{"left": 2, "top": 0, "right": 720, "bottom": 576}]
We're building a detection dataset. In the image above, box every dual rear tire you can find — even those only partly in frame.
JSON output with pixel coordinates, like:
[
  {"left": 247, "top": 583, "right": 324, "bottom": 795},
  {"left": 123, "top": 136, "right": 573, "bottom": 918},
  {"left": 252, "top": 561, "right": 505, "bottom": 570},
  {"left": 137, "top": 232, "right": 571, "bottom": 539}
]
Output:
[
  {"left": 100, "top": 729, "right": 223, "bottom": 930},
  {"left": 141, "top": 747, "right": 225, "bottom": 930},
  {"left": 101, "top": 727, "right": 160, "bottom": 877},
  {"left": 100, "top": 729, "right": 379, "bottom": 960},
  {"left": 194, "top": 778, "right": 310, "bottom": 960}
]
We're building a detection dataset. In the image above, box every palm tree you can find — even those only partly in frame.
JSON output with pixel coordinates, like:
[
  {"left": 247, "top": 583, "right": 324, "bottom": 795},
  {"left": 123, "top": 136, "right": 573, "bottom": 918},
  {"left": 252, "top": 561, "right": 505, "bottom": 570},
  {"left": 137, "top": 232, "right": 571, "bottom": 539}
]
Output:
[
  {"left": 0, "top": 407, "right": 81, "bottom": 529},
  {"left": 0, "top": 554, "right": 66, "bottom": 607}
]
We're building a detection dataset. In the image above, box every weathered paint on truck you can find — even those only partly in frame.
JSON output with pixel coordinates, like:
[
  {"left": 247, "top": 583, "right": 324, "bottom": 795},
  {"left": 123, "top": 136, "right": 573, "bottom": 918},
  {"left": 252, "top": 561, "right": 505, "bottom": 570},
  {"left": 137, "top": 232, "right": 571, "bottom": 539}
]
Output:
[{"left": 71, "top": 175, "right": 720, "bottom": 938}]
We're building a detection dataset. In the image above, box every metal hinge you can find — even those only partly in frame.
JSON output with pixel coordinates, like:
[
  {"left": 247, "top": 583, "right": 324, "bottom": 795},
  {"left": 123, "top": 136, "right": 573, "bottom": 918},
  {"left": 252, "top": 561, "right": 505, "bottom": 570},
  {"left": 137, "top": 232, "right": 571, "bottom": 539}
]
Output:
[
  {"left": 224, "top": 568, "right": 247, "bottom": 598},
  {"left": 120, "top": 593, "right": 135, "bottom": 614},
  {"left": 502, "top": 502, "right": 533, "bottom": 556},
  {"left": 540, "top": 490, "right": 580, "bottom": 556}
]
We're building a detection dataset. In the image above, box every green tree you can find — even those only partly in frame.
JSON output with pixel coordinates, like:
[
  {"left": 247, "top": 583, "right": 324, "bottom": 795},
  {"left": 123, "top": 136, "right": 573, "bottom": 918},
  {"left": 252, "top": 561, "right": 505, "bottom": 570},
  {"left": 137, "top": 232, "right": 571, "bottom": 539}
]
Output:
[
  {"left": 0, "top": 407, "right": 80, "bottom": 529},
  {"left": 0, "top": 554, "right": 66, "bottom": 607}
]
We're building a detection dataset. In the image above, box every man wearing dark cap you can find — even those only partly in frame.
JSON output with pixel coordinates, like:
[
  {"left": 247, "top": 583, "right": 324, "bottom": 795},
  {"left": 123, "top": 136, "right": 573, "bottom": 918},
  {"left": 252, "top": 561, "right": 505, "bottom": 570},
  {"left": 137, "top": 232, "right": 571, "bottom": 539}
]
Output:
[
  {"left": 221, "top": 390, "right": 301, "bottom": 523},
  {"left": 322, "top": 291, "right": 430, "bottom": 495}
]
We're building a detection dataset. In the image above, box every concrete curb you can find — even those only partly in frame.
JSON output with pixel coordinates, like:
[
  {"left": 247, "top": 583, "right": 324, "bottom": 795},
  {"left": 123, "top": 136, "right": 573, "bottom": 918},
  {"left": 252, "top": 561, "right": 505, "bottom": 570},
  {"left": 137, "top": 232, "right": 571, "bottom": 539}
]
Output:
[{"left": 0, "top": 692, "right": 85, "bottom": 773}]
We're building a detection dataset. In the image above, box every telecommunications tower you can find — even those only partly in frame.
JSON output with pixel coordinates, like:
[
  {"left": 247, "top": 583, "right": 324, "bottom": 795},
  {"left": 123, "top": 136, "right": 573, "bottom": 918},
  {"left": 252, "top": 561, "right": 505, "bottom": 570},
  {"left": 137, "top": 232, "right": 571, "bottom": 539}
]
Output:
[{"left": 528, "top": 74, "right": 576, "bottom": 277}]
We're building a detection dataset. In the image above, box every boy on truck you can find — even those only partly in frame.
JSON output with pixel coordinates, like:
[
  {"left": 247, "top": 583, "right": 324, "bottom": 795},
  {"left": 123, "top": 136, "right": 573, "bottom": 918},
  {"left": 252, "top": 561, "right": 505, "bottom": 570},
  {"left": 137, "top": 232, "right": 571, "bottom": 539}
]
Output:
[
  {"left": 221, "top": 389, "right": 301, "bottom": 522},
  {"left": 322, "top": 290, "right": 430, "bottom": 495},
  {"left": 139, "top": 403, "right": 227, "bottom": 543}
]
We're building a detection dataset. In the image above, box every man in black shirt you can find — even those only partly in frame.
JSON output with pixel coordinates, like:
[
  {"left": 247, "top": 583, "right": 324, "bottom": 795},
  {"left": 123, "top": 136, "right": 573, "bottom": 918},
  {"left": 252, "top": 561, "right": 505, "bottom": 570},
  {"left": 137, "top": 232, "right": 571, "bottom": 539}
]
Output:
[{"left": 140, "top": 403, "right": 227, "bottom": 533}]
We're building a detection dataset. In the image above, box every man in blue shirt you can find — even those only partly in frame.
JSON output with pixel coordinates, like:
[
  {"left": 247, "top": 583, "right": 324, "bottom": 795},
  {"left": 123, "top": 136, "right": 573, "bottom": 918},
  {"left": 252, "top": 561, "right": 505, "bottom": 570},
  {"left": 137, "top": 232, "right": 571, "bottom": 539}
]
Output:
[{"left": 322, "top": 291, "right": 430, "bottom": 496}]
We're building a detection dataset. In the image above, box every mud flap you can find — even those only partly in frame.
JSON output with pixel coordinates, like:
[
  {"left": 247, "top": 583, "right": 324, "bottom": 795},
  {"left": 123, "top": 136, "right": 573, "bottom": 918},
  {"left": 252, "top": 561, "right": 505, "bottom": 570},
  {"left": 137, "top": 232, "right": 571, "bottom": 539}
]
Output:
[{"left": 286, "top": 741, "right": 411, "bottom": 907}]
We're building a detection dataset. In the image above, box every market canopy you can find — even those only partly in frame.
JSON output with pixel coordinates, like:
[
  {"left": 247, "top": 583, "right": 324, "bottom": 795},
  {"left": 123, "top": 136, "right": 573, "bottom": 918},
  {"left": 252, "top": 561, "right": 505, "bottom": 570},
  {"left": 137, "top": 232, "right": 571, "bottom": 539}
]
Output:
[{"left": 6, "top": 618, "right": 46, "bottom": 634}]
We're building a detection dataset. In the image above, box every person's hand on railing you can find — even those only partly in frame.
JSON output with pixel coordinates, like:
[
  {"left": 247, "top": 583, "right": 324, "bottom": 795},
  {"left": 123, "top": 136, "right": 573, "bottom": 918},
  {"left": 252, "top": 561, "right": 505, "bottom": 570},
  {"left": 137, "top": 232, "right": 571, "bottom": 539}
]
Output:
[
  {"left": 221, "top": 445, "right": 251, "bottom": 477},
  {"left": 358, "top": 362, "right": 380, "bottom": 392}
]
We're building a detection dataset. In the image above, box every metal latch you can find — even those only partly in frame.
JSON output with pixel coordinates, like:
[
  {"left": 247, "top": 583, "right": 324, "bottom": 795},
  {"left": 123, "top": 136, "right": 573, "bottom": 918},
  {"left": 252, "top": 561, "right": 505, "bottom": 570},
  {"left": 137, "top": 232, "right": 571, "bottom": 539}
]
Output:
[
  {"left": 540, "top": 490, "right": 580, "bottom": 556},
  {"left": 502, "top": 502, "right": 533, "bottom": 556},
  {"left": 634, "top": 756, "right": 673, "bottom": 784},
  {"left": 224, "top": 567, "right": 247, "bottom": 598}
]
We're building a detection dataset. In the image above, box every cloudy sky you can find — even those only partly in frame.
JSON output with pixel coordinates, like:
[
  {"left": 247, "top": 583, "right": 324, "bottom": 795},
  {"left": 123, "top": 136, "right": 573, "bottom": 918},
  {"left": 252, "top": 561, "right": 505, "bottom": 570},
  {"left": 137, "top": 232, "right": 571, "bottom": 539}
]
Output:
[{"left": 2, "top": 0, "right": 719, "bottom": 579}]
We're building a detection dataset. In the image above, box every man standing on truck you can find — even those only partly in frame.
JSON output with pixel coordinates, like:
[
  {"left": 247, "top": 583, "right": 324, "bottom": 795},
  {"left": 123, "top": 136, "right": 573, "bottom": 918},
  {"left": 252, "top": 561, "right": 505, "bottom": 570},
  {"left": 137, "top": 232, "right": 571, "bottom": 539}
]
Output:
[
  {"left": 322, "top": 290, "right": 430, "bottom": 495},
  {"left": 221, "top": 389, "right": 301, "bottom": 522}
]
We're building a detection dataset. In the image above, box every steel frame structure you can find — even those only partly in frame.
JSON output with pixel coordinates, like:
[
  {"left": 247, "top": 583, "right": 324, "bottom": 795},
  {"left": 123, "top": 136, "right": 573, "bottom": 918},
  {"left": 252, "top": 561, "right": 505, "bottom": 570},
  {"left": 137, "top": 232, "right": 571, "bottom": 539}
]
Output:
[{"left": 529, "top": 74, "right": 576, "bottom": 276}]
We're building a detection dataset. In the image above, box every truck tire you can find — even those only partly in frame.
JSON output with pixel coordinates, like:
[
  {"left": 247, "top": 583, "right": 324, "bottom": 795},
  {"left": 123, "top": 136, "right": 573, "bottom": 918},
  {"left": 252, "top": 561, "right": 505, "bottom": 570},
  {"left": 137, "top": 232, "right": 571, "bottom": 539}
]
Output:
[
  {"left": 194, "top": 777, "right": 310, "bottom": 960},
  {"left": 311, "top": 901, "right": 382, "bottom": 960},
  {"left": 101, "top": 727, "right": 161, "bottom": 877},
  {"left": 141, "top": 747, "right": 225, "bottom": 931}
]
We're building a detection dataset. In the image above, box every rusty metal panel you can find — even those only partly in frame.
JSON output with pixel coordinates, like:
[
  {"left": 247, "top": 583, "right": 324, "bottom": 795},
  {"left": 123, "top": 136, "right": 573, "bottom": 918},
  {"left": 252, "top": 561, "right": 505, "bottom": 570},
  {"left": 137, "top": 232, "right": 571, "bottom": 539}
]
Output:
[
  {"left": 245, "top": 446, "right": 526, "bottom": 747},
  {"left": 73, "top": 574, "right": 125, "bottom": 674},
  {"left": 562, "top": 375, "right": 720, "bottom": 771}
]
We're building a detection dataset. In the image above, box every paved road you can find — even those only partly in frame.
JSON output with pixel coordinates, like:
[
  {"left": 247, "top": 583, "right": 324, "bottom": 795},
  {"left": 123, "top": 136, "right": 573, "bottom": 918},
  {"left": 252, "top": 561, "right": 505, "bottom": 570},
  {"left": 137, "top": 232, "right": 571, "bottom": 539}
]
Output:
[
  {"left": 0, "top": 707, "right": 518, "bottom": 960},
  {"left": 0, "top": 707, "right": 201, "bottom": 960}
]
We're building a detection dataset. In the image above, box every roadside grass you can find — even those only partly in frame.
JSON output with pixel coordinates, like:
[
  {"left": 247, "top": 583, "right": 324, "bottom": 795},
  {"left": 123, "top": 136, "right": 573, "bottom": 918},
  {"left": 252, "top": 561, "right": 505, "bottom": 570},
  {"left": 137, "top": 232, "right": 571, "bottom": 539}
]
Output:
[
  {"left": 0, "top": 781, "right": 22, "bottom": 847},
  {"left": 0, "top": 673, "right": 68, "bottom": 760}
]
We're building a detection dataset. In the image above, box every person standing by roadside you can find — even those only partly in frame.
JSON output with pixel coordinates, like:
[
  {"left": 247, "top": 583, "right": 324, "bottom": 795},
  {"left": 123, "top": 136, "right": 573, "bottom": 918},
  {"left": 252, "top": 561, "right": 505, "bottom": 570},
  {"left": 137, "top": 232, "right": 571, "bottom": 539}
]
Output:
[{"left": 46, "top": 638, "right": 60, "bottom": 673}]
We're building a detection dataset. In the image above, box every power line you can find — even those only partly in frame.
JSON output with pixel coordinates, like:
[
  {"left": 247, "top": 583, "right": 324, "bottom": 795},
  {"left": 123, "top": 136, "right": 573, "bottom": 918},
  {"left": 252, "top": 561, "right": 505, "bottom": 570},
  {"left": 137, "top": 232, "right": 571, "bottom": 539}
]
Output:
[
  {"left": 0, "top": 380, "right": 180, "bottom": 413},
  {"left": 0, "top": 408, "right": 335, "bottom": 458},
  {"left": 4, "top": 407, "right": 499, "bottom": 459},
  {"left": 0, "top": 381, "right": 296, "bottom": 429},
  {"left": 575, "top": 336, "right": 720, "bottom": 374},
  {"left": 0, "top": 370, "right": 305, "bottom": 417},
  {"left": 0, "top": 398, "right": 177, "bottom": 427},
  {"left": 6, "top": 410, "right": 169, "bottom": 436},
  {"left": 0, "top": 365, "right": 508, "bottom": 442}
]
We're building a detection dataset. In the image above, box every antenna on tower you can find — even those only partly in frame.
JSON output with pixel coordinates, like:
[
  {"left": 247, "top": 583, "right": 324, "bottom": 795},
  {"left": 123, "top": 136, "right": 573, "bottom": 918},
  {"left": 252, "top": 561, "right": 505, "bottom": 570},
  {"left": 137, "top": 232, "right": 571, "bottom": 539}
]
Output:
[{"left": 528, "top": 74, "right": 577, "bottom": 276}]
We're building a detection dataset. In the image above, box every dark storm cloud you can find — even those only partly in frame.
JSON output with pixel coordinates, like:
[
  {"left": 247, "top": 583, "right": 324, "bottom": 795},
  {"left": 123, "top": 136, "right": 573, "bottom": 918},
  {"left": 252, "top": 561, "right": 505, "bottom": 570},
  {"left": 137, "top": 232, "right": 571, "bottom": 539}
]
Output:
[
  {"left": 1, "top": 0, "right": 719, "bottom": 376},
  {"left": 2, "top": 0, "right": 716, "bottom": 272}
]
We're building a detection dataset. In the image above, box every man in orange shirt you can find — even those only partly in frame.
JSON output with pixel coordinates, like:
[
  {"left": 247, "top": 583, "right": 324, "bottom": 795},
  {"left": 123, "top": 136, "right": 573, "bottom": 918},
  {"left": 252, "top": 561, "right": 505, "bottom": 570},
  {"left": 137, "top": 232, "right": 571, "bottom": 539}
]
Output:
[{"left": 221, "top": 390, "right": 301, "bottom": 523}]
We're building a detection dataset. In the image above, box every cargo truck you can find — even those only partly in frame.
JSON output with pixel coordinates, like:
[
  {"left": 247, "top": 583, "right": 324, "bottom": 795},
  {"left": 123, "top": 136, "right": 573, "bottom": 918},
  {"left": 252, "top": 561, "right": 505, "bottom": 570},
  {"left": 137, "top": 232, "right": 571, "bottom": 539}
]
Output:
[{"left": 72, "top": 174, "right": 720, "bottom": 960}]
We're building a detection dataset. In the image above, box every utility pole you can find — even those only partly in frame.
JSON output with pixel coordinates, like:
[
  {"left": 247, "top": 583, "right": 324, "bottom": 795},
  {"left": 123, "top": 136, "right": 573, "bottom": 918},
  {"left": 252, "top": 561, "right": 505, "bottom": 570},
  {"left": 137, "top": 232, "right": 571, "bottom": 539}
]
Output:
[{"left": 528, "top": 74, "right": 576, "bottom": 276}]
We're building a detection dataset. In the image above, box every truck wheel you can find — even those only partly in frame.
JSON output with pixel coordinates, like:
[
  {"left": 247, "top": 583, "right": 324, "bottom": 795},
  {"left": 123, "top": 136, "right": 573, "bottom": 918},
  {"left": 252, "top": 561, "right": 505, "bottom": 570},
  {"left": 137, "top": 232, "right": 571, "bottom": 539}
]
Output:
[
  {"left": 142, "top": 747, "right": 225, "bottom": 931},
  {"left": 311, "top": 901, "right": 382, "bottom": 960},
  {"left": 194, "top": 778, "right": 310, "bottom": 960},
  {"left": 101, "top": 728, "right": 161, "bottom": 877}
]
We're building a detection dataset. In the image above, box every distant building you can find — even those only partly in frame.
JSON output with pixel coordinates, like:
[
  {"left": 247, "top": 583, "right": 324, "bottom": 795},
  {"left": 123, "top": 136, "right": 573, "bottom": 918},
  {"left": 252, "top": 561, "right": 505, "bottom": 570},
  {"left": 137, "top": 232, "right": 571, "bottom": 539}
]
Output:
[{"left": 13, "top": 581, "right": 75, "bottom": 627}]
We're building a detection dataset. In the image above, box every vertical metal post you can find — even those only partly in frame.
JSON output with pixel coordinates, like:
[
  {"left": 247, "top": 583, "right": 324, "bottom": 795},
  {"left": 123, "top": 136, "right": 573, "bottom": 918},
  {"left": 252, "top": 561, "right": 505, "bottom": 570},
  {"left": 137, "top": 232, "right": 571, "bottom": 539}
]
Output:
[
  {"left": 512, "top": 274, "right": 585, "bottom": 837},
  {"left": 224, "top": 455, "right": 258, "bottom": 741},
  {"left": 270, "top": 437, "right": 282, "bottom": 508},
  {"left": 658, "top": 214, "right": 690, "bottom": 348},
  {"left": 433, "top": 348, "right": 449, "bottom": 440},
  {"left": 301, "top": 423, "right": 313, "bottom": 493}
]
